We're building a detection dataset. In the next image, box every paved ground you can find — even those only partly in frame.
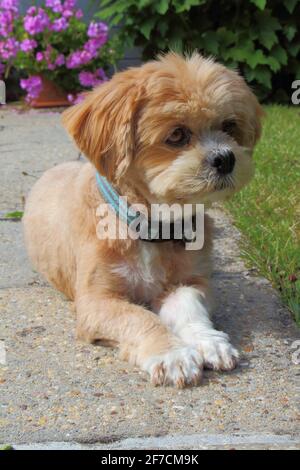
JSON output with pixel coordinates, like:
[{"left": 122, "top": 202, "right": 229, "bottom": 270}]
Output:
[{"left": 0, "top": 108, "right": 299, "bottom": 450}]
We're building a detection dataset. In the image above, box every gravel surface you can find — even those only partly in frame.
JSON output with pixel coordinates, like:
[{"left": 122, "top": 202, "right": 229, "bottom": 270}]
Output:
[{"left": 0, "top": 107, "right": 299, "bottom": 449}]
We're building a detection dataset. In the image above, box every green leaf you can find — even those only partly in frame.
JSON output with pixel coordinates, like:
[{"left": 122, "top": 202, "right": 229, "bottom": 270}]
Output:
[
  {"left": 97, "top": 4, "right": 124, "bottom": 20},
  {"left": 138, "top": 0, "right": 152, "bottom": 6},
  {"left": 259, "top": 30, "right": 278, "bottom": 50},
  {"left": 157, "top": 19, "right": 169, "bottom": 36},
  {"left": 244, "top": 67, "right": 256, "bottom": 82},
  {"left": 173, "top": 0, "right": 204, "bottom": 13},
  {"left": 293, "top": 62, "right": 300, "bottom": 76},
  {"left": 140, "top": 18, "right": 156, "bottom": 39},
  {"left": 247, "top": 49, "right": 268, "bottom": 68},
  {"left": 109, "top": 13, "right": 124, "bottom": 26},
  {"left": 225, "top": 47, "right": 249, "bottom": 62},
  {"left": 250, "top": 0, "right": 267, "bottom": 10},
  {"left": 3, "top": 211, "right": 23, "bottom": 220},
  {"left": 156, "top": 37, "right": 168, "bottom": 49},
  {"left": 284, "top": 25, "right": 297, "bottom": 41},
  {"left": 272, "top": 45, "right": 288, "bottom": 65},
  {"left": 223, "top": 38, "right": 257, "bottom": 65},
  {"left": 287, "top": 42, "right": 300, "bottom": 57},
  {"left": 155, "top": 0, "right": 169, "bottom": 15},
  {"left": 283, "top": 0, "right": 299, "bottom": 13},
  {"left": 265, "top": 56, "right": 281, "bottom": 72},
  {"left": 202, "top": 31, "right": 219, "bottom": 55},
  {"left": 255, "top": 11, "right": 281, "bottom": 32},
  {"left": 253, "top": 66, "right": 272, "bottom": 89},
  {"left": 100, "top": 0, "right": 114, "bottom": 6},
  {"left": 216, "top": 27, "right": 236, "bottom": 47}
]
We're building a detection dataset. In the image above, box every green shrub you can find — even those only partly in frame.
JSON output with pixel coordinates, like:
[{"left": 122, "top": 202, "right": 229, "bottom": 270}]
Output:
[{"left": 96, "top": 0, "right": 300, "bottom": 102}]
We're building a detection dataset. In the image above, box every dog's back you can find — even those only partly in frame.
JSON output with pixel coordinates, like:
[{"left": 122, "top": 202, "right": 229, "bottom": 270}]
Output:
[{"left": 23, "top": 161, "right": 87, "bottom": 299}]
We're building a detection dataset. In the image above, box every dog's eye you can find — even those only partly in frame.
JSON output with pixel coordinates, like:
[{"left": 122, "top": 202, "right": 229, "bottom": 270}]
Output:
[
  {"left": 166, "top": 127, "right": 191, "bottom": 147},
  {"left": 222, "top": 120, "right": 237, "bottom": 136}
]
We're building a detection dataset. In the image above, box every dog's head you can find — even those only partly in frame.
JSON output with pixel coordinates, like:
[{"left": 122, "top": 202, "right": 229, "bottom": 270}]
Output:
[{"left": 63, "top": 53, "right": 263, "bottom": 205}]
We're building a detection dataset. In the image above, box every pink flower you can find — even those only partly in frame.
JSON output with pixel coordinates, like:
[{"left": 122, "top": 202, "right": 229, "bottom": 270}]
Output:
[
  {"left": 0, "top": 1, "right": 19, "bottom": 37},
  {"left": 40, "top": 45, "right": 59, "bottom": 70},
  {"left": 20, "top": 75, "right": 42, "bottom": 102},
  {"left": 45, "top": 0, "right": 63, "bottom": 13},
  {"left": 0, "top": 10, "right": 14, "bottom": 37},
  {"left": 27, "top": 6, "right": 36, "bottom": 15},
  {"left": 51, "top": 17, "right": 69, "bottom": 32},
  {"left": 24, "top": 7, "right": 50, "bottom": 35},
  {"left": 66, "top": 51, "right": 82, "bottom": 69},
  {"left": 64, "top": 0, "right": 76, "bottom": 9},
  {"left": 84, "top": 22, "right": 108, "bottom": 56},
  {"left": 0, "top": 37, "right": 19, "bottom": 60},
  {"left": 96, "top": 68, "right": 107, "bottom": 81},
  {"left": 62, "top": 9, "right": 73, "bottom": 19},
  {"left": 75, "top": 9, "right": 83, "bottom": 19},
  {"left": 0, "top": 0, "right": 19, "bottom": 13},
  {"left": 87, "top": 21, "right": 108, "bottom": 40},
  {"left": 84, "top": 38, "right": 106, "bottom": 58},
  {"left": 78, "top": 71, "right": 96, "bottom": 87},
  {"left": 68, "top": 93, "right": 85, "bottom": 105},
  {"left": 79, "top": 69, "right": 107, "bottom": 88},
  {"left": 66, "top": 49, "right": 92, "bottom": 69},
  {"left": 20, "top": 39, "right": 37, "bottom": 53},
  {"left": 44, "top": 45, "right": 53, "bottom": 62},
  {"left": 55, "top": 53, "right": 65, "bottom": 66},
  {"left": 36, "top": 52, "right": 44, "bottom": 62}
]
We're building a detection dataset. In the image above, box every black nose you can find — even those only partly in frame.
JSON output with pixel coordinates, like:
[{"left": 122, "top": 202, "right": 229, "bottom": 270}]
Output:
[{"left": 208, "top": 150, "right": 235, "bottom": 175}]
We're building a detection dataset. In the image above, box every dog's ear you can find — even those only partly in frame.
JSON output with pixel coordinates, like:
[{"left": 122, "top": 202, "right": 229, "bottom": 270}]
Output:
[{"left": 62, "top": 72, "right": 144, "bottom": 182}]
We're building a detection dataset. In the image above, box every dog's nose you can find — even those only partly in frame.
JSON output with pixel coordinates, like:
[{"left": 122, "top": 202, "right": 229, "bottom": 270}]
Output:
[{"left": 207, "top": 150, "right": 235, "bottom": 175}]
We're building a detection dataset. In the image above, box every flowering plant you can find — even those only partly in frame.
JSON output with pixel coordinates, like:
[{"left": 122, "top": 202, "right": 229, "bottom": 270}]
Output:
[{"left": 0, "top": 0, "right": 121, "bottom": 103}]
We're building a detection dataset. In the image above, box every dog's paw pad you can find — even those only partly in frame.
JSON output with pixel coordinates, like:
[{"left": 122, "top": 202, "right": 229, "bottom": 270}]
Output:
[{"left": 144, "top": 347, "right": 203, "bottom": 388}]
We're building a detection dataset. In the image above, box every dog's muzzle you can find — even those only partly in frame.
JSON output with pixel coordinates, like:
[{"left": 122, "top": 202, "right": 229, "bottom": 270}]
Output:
[{"left": 206, "top": 149, "right": 236, "bottom": 175}]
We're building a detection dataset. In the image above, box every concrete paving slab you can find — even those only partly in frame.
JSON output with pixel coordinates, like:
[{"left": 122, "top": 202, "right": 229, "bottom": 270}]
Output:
[
  {"left": 0, "top": 109, "right": 299, "bottom": 450},
  {"left": 0, "top": 221, "right": 44, "bottom": 289},
  {"left": 0, "top": 108, "right": 78, "bottom": 212},
  {"left": 11, "top": 433, "right": 300, "bottom": 450},
  {"left": 0, "top": 214, "right": 299, "bottom": 447}
]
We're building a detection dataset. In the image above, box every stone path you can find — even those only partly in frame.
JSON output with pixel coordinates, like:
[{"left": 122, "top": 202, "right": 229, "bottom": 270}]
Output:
[{"left": 0, "top": 108, "right": 299, "bottom": 450}]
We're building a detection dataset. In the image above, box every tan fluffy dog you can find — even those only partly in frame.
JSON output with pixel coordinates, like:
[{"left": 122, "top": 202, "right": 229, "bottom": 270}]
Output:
[{"left": 23, "top": 53, "right": 262, "bottom": 387}]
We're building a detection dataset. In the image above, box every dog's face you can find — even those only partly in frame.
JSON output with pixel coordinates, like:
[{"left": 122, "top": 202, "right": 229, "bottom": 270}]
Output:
[{"left": 63, "top": 53, "right": 263, "bottom": 205}]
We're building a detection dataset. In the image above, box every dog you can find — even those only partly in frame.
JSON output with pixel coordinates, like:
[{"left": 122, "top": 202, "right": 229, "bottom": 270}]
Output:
[{"left": 23, "top": 53, "right": 262, "bottom": 387}]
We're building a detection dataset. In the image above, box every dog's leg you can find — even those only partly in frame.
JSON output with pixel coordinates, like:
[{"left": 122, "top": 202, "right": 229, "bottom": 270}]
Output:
[
  {"left": 155, "top": 280, "right": 239, "bottom": 371},
  {"left": 75, "top": 293, "right": 203, "bottom": 387}
]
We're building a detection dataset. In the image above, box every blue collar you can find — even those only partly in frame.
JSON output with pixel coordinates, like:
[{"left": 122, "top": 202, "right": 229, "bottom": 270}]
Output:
[
  {"left": 95, "top": 172, "right": 194, "bottom": 245},
  {"left": 95, "top": 172, "right": 139, "bottom": 226}
]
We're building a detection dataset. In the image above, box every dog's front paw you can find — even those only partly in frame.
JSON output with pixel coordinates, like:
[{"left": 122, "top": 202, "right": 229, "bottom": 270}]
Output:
[
  {"left": 143, "top": 346, "right": 203, "bottom": 388},
  {"left": 181, "top": 326, "right": 239, "bottom": 371},
  {"left": 198, "top": 332, "right": 239, "bottom": 371}
]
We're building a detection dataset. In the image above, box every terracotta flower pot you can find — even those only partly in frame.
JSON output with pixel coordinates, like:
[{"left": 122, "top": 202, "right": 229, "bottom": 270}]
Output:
[{"left": 31, "top": 75, "right": 70, "bottom": 108}]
